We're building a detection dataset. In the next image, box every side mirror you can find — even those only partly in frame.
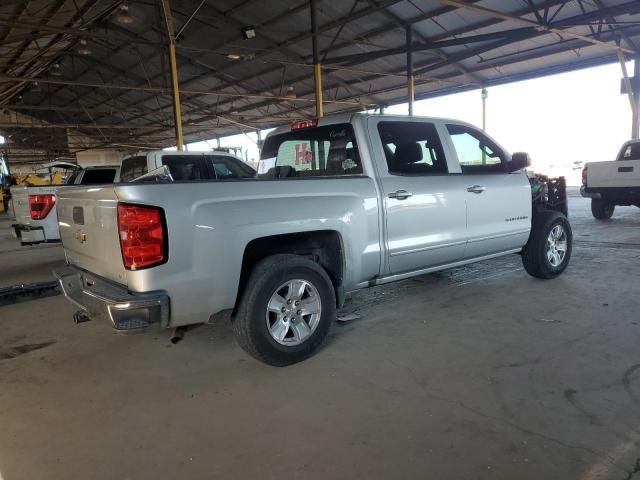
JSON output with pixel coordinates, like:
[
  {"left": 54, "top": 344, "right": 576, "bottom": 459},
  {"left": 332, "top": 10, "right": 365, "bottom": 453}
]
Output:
[{"left": 508, "top": 152, "right": 531, "bottom": 172}]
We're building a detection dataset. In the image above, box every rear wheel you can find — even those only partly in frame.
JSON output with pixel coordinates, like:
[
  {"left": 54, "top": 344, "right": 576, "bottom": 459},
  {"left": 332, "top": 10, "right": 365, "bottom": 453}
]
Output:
[
  {"left": 522, "top": 211, "right": 572, "bottom": 279},
  {"left": 591, "top": 198, "right": 615, "bottom": 219},
  {"left": 232, "top": 254, "right": 336, "bottom": 366}
]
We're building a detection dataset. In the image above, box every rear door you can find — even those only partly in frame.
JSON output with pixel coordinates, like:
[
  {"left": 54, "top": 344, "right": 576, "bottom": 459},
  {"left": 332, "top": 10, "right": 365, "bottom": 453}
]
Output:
[
  {"left": 368, "top": 117, "right": 467, "bottom": 275},
  {"left": 444, "top": 123, "right": 530, "bottom": 259}
]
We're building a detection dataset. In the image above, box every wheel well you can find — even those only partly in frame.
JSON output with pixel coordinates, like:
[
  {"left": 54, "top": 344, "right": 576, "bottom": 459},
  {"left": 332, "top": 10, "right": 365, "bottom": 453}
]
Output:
[{"left": 234, "top": 231, "right": 344, "bottom": 313}]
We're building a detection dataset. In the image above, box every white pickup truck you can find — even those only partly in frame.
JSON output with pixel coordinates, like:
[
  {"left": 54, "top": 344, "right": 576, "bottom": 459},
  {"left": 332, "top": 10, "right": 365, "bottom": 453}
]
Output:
[
  {"left": 11, "top": 163, "right": 120, "bottom": 245},
  {"left": 581, "top": 139, "right": 640, "bottom": 219},
  {"left": 118, "top": 150, "right": 256, "bottom": 182},
  {"left": 54, "top": 114, "right": 572, "bottom": 366}
]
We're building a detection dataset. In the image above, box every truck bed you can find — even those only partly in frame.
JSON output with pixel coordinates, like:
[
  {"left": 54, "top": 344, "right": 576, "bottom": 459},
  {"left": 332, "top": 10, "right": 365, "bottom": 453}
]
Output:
[
  {"left": 586, "top": 160, "right": 640, "bottom": 188},
  {"left": 56, "top": 178, "right": 381, "bottom": 327}
]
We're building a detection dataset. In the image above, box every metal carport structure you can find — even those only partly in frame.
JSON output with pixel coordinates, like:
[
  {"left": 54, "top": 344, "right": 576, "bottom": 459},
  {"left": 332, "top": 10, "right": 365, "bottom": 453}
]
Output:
[{"left": 0, "top": 0, "right": 639, "bottom": 163}]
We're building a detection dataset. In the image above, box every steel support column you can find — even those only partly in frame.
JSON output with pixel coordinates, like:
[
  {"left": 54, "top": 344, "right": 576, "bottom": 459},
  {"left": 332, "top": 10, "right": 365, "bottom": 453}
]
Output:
[
  {"left": 634, "top": 57, "right": 640, "bottom": 140},
  {"left": 310, "top": 0, "right": 323, "bottom": 118},
  {"left": 160, "top": 0, "right": 184, "bottom": 150},
  {"left": 481, "top": 87, "right": 488, "bottom": 131},
  {"left": 406, "top": 26, "right": 414, "bottom": 116}
]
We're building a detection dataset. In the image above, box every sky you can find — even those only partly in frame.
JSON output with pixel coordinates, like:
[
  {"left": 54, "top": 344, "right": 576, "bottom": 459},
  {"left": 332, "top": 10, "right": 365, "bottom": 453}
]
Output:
[{"left": 150, "top": 61, "right": 638, "bottom": 185}]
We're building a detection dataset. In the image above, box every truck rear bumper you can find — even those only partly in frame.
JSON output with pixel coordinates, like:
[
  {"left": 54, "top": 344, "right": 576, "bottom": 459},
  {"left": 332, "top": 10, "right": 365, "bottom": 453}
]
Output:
[
  {"left": 53, "top": 265, "right": 170, "bottom": 333},
  {"left": 579, "top": 186, "right": 601, "bottom": 199},
  {"left": 11, "top": 223, "right": 54, "bottom": 245},
  {"left": 581, "top": 186, "right": 640, "bottom": 205}
]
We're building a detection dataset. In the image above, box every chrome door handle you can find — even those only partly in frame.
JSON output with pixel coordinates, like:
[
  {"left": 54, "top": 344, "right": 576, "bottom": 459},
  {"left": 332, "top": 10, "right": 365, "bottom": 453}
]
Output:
[
  {"left": 467, "top": 185, "right": 486, "bottom": 194},
  {"left": 388, "top": 189, "right": 413, "bottom": 200}
]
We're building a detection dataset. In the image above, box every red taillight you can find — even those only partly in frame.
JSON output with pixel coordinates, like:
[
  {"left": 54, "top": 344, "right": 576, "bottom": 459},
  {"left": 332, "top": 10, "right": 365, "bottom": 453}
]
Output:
[
  {"left": 291, "top": 119, "right": 318, "bottom": 130},
  {"left": 117, "top": 203, "right": 166, "bottom": 270},
  {"left": 582, "top": 165, "right": 588, "bottom": 186},
  {"left": 29, "top": 194, "right": 56, "bottom": 219}
]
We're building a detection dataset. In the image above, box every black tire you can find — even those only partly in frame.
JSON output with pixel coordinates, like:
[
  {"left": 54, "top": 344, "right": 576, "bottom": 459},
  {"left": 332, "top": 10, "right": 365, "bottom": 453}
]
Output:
[
  {"left": 522, "top": 211, "right": 572, "bottom": 279},
  {"left": 591, "top": 198, "right": 615, "bottom": 219},
  {"left": 232, "top": 254, "right": 336, "bottom": 366}
]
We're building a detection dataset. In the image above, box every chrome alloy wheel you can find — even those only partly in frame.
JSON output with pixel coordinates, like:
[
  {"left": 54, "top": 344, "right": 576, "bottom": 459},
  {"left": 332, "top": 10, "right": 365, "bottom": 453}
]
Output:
[
  {"left": 546, "top": 224, "right": 568, "bottom": 267},
  {"left": 265, "top": 279, "right": 322, "bottom": 346}
]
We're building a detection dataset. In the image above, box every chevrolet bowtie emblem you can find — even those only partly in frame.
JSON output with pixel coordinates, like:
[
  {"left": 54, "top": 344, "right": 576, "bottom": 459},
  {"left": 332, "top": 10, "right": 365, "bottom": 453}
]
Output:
[{"left": 75, "top": 230, "right": 87, "bottom": 243}]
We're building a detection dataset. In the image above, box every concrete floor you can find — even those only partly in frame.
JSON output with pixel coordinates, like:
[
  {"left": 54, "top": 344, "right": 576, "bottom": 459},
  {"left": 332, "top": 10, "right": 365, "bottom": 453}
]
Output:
[{"left": 1, "top": 193, "right": 639, "bottom": 480}]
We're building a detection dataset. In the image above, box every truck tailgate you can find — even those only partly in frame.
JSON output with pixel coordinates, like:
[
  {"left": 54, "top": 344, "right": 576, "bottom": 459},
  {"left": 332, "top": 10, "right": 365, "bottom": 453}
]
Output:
[
  {"left": 10, "top": 185, "right": 58, "bottom": 225},
  {"left": 587, "top": 160, "right": 640, "bottom": 188},
  {"left": 57, "top": 186, "right": 128, "bottom": 285}
]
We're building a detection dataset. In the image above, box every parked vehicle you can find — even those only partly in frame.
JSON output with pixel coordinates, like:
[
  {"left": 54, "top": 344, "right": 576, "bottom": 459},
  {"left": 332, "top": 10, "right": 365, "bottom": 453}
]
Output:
[
  {"left": 0, "top": 154, "right": 10, "bottom": 212},
  {"left": 54, "top": 114, "right": 571, "bottom": 366},
  {"left": 581, "top": 139, "right": 640, "bottom": 219},
  {"left": 119, "top": 150, "right": 255, "bottom": 182},
  {"left": 11, "top": 163, "right": 120, "bottom": 245}
]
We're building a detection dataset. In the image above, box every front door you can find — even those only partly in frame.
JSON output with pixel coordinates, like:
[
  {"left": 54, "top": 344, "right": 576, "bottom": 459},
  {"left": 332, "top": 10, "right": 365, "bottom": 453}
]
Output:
[
  {"left": 445, "top": 123, "right": 531, "bottom": 259},
  {"left": 369, "top": 119, "right": 468, "bottom": 275}
]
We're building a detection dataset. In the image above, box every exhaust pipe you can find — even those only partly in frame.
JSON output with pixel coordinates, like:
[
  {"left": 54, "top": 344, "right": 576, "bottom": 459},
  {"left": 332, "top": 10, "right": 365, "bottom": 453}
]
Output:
[
  {"left": 171, "top": 326, "right": 187, "bottom": 344},
  {"left": 73, "top": 310, "right": 91, "bottom": 324}
]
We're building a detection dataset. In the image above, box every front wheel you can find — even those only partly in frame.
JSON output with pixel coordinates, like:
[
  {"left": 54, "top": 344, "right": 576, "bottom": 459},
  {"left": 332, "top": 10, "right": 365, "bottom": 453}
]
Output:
[
  {"left": 232, "top": 254, "right": 336, "bottom": 366},
  {"left": 591, "top": 198, "right": 615, "bottom": 219},
  {"left": 521, "top": 211, "right": 572, "bottom": 279}
]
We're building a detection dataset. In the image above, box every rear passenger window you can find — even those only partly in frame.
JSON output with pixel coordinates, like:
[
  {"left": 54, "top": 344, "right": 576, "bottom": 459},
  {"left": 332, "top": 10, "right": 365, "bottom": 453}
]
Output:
[
  {"left": 259, "top": 124, "right": 362, "bottom": 178},
  {"left": 377, "top": 121, "right": 448, "bottom": 175},
  {"left": 205, "top": 155, "right": 255, "bottom": 179},
  {"left": 120, "top": 156, "right": 147, "bottom": 182},
  {"left": 447, "top": 124, "right": 507, "bottom": 174},
  {"left": 162, "top": 155, "right": 206, "bottom": 181}
]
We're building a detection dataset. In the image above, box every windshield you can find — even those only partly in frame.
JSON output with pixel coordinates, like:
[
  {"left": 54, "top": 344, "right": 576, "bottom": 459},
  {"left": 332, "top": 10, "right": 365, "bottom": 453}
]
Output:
[{"left": 259, "top": 123, "right": 362, "bottom": 178}]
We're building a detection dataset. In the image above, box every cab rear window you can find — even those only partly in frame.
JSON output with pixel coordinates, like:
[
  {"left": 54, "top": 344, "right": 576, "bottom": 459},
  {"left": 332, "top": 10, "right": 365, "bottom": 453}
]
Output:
[
  {"left": 618, "top": 142, "right": 640, "bottom": 161},
  {"left": 259, "top": 123, "right": 362, "bottom": 178},
  {"left": 80, "top": 168, "right": 117, "bottom": 184}
]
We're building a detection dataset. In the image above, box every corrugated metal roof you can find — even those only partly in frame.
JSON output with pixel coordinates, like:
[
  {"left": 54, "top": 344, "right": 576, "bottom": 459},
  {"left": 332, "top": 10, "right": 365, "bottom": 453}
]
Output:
[{"left": 0, "top": 0, "right": 639, "bottom": 163}]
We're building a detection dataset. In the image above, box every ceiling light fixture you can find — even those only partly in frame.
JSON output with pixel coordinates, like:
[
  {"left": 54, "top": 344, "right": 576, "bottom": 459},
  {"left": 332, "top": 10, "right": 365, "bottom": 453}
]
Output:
[
  {"left": 77, "top": 38, "right": 91, "bottom": 56},
  {"left": 115, "top": 2, "right": 134, "bottom": 24},
  {"left": 50, "top": 63, "right": 62, "bottom": 76},
  {"left": 226, "top": 53, "right": 241, "bottom": 60},
  {"left": 286, "top": 86, "right": 296, "bottom": 98},
  {"left": 241, "top": 26, "right": 256, "bottom": 40}
]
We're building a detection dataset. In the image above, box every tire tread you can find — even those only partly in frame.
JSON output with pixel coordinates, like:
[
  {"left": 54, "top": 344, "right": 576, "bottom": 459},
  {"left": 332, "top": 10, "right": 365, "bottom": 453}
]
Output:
[
  {"left": 232, "top": 254, "right": 335, "bottom": 366},
  {"left": 522, "top": 211, "right": 572, "bottom": 279}
]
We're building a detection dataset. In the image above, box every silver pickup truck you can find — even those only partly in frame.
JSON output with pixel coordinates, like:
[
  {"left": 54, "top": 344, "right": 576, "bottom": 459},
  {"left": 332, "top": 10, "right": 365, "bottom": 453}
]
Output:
[
  {"left": 11, "top": 163, "right": 120, "bottom": 245},
  {"left": 54, "top": 113, "right": 572, "bottom": 366}
]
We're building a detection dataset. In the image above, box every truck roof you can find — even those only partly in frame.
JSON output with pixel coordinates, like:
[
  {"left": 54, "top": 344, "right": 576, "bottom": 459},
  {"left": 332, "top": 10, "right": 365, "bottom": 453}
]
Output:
[
  {"left": 127, "top": 150, "right": 242, "bottom": 158},
  {"left": 266, "top": 112, "right": 475, "bottom": 137}
]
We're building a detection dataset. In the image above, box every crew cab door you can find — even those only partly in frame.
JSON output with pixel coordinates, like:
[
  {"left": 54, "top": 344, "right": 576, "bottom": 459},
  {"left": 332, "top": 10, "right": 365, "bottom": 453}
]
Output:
[
  {"left": 443, "top": 123, "right": 530, "bottom": 259},
  {"left": 367, "top": 118, "right": 467, "bottom": 275}
]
